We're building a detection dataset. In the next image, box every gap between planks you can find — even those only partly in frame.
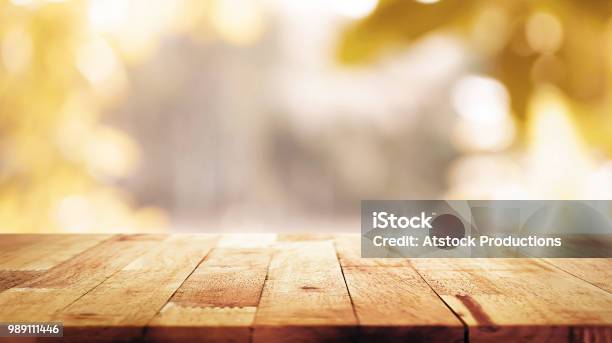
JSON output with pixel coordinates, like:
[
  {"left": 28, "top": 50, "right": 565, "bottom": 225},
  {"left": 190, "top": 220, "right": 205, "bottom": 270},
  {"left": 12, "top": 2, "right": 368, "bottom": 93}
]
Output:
[{"left": 146, "top": 234, "right": 275, "bottom": 343}]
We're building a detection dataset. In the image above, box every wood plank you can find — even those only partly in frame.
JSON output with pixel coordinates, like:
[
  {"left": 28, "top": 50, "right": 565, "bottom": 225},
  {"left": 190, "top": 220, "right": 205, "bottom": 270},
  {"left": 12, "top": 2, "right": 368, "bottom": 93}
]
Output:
[
  {"left": 544, "top": 258, "right": 612, "bottom": 293},
  {"left": 0, "top": 235, "right": 111, "bottom": 271},
  {"left": 0, "top": 235, "right": 108, "bottom": 293},
  {"left": 0, "top": 234, "right": 609, "bottom": 343},
  {"left": 343, "top": 266, "right": 464, "bottom": 342},
  {"left": 148, "top": 305, "right": 257, "bottom": 343},
  {"left": 0, "top": 271, "right": 43, "bottom": 292},
  {"left": 253, "top": 241, "right": 357, "bottom": 343},
  {"left": 0, "top": 235, "right": 49, "bottom": 251},
  {"left": 202, "top": 247, "right": 273, "bottom": 268},
  {"left": 334, "top": 234, "right": 412, "bottom": 267},
  {"left": 216, "top": 233, "right": 277, "bottom": 248},
  {"left": 0, "top": 235, "right": 156, "bottom": 323},
  {"left": 147, "top": 269, "right": 263, "bottom": 343},
  {"left": 55, "top": 234, "right": 217, "bottom": 343},
  {"left": 148, "top": 243, "right": 272, "bottom": 343},
  {"left": 169, "top": 267, "right": 266, "bottom": 308},
  {"left": 0, "top": 235, "right": 73, "bottom": 265},
  {"left": 411, "top": 258, "right": 612, "bottom": 342}
]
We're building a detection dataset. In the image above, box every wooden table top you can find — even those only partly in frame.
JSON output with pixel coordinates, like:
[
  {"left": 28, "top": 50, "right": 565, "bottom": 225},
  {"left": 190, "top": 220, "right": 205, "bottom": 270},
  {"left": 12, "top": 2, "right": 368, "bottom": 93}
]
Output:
[{"left": 0, "top": 234, "right": 610, "bottom": 343}]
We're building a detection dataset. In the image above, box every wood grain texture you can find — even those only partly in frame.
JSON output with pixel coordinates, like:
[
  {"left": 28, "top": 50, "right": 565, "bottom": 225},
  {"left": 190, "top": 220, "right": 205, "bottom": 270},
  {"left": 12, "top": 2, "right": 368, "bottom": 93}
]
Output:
[
  {"left": 55, "top": 235, "right": 217, "bottom": 342},
  {"left": 334, "top": 234, "right": 412, "bottom": 267},
  {"left": 0, "top": 234, "right": 609, "bottom": 343},
  {"left": 411, "top": 258, "right": 612, "bottom": 342},
  {"left": 0, "top": 271, "right": 43, "bottom": 292},
  {"left": 343, "top": 266, "right": 464, "bottom": 343},
  {"left": 148, "top": 240, "right": 272, "bottom": 343},
  {"left": 0, "top": 235, "right": 154, "bottom": 322},
  {"left": 544, "top": 258, "right": 612, "bottom": 293},
  {"left": 253, "top": 240, "right": 357, "bottom": 343},
  {"left": 0, "top": 235, "right": 111, "bottom": 271}
]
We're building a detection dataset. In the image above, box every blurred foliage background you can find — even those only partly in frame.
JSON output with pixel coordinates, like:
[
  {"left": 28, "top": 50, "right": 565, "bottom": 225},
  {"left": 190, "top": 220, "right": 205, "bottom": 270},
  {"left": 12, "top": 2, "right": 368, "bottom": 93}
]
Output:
[
  {"left": 1, "top": 0, "right": 612, "bottom": 233},
  {"left": 340, "top": 0, "right": 612, "bottom": 138}
]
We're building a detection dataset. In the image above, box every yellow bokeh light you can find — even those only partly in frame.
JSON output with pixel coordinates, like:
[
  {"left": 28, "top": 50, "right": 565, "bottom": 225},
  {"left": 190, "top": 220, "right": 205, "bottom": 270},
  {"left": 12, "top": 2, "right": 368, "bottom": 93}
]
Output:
[
  {"left": 88, "top": 0, "right": 129, "bottom": 34},
  {"left": 86, "top": 0, "right": 184, "bottom": 63},
  {"left": 76, "top": 38, "right": 127, "bottom": 100},
  {"left": 452, "top": 116, "right": 515, "bottom": 152},
  {"left": 526, "top": 87, "right": 594, "bottom": 197},
  {"left": 331, "top": 0, "right": 378, "bottom": 19},
  {"left": 85, "top": 126, "right": 140, "bottom": 179},
  {"left": 452, "top": 75, "right": 510, "bottom": 123},
  {"left": 526, "top": 11, "right": 564, "bottom": 54},
  {"left": 1, "top": 24, "right": 32, "bottom": 75},
  {"left": 415, "top": 0, "right": 441, "bottom": 4},
  {"left": 446, "top": 155, "right": 526, "bottom": 200},
  {"left": 471, "top": 7, "right": 510, "bottom": 56},
  {"left": 53, "top": 190, "right": 168, "bottom": 233},
  {"left": 10, "top": 0, "right": 35, "bottom": 7},
  {"left": 54, "top": 195, "right": 96, "bottom": 233},
  {"left": 210, "top": 0, "right": 265, "bottom": 45},
  {"left": 451, "top": 75, "right": 515, "bottom": 152}
]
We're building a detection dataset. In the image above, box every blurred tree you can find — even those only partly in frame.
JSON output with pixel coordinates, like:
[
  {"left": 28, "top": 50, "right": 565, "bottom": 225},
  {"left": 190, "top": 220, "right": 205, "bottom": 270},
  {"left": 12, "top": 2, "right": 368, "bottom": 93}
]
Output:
[
  {"left": 338, "top": 0, "right": 612, "bottom": 154},
  {"left": 0, "top": 0, "right": 165, "bottom": 232}
]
